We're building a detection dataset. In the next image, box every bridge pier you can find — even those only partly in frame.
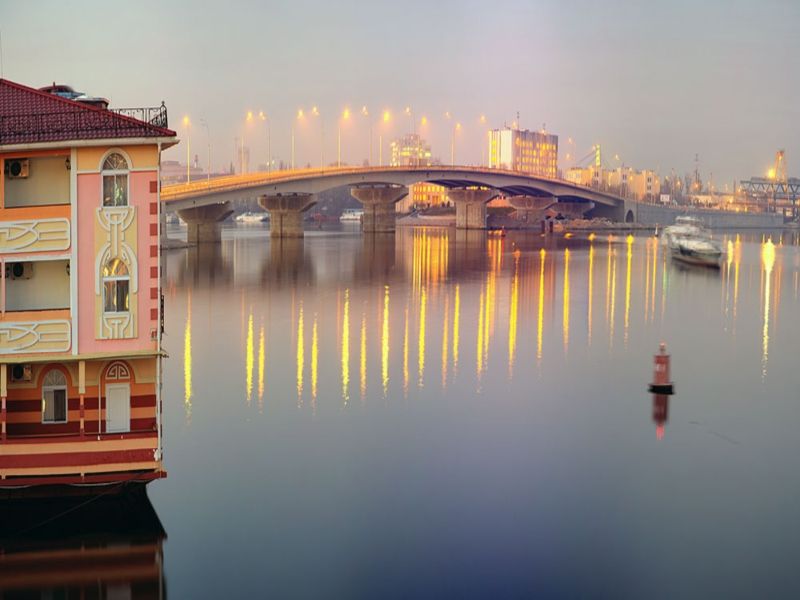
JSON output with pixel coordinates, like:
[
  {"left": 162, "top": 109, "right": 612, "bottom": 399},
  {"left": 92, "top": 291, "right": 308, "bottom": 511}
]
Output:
[
  {"left": 449, "top": 189, "right": 496, "bottom": 229},
  {"left": 351, "top": 186, "right": 408, "bottom": 233},
  {"left": 507, "top": 195, "right": 557, "bottom": 223},
  {"left": 177, "top": 202, "right": 234, "bottom": 244},
  {"left": 259, "top": 193, "right": 316, "bottom": 238}
]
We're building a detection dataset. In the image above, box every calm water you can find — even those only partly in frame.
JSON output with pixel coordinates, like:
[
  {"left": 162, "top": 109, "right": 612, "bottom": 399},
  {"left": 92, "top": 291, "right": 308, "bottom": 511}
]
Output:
[{"left": 9, "top": 225, "right": 800, "bottom": 598}]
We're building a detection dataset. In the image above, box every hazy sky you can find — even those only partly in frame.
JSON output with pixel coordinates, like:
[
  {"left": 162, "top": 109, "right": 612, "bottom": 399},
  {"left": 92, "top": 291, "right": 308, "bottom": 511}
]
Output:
[{"left": 2, "top": 0, "right": 798, "bottom": 184}]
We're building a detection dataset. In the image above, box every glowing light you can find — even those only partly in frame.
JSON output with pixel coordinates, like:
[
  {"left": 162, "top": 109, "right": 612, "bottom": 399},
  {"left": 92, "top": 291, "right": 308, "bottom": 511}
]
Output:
[
  {"left": 342, "top": 107, "right": 351, "bottom": 120},
  {"left": 403, "top": 305, "right": 409, "bottom": 396},
  {"left": 508, "top": 253, "right": 520, "bottom": 376},
  {"left": 418, "top": 286, "right": 427, "bottom": 387},
  {"left": 182, "top": 115, "right": 190, "bottom": 127},
  {"left": 297, "top": 108, "right": 304, "bottom": 119},
  {"left": 383, "top": 109, "right": 391, "bottom": 123},
  {"left": 537, "top": 249, "right": 546, "bottom": 361},
  {"left": 588, "top": 243, "right": 594, "bottom": 345},
  {"left": 404, "top": 106, "right": 411, "bottom": 115},
  {"left": 420, "top": 115, "right": 428, "bottom": 126},
  {"left": 477, "top": 288, "right": 485, "bottom": 380},
  {"left": 296, "top": 304, "right": 304, "bottom": 403},
  {"left": 258, "top": 322, "right": 265, "bottom": 409},
  {"left": 624, "top": 235, "right": 633, "bottom": 343},
  {"left": 479, "top": 114, "right": 487, "bottom": 123},
  {"left": 563, "top": 248, "right": 570, "bottom": 354},
  {"left": 258, "top": 111, "right": 266, "bottom": 120},
  {"left": 382, "top": 285, "right": 390, "bottom": 397},
  {"left": 311, "top": 315, "right": 318, "bottom": 410},
  {"left": 246, "top": 310, "right": 254, "bottom": 405},
  {"left": 183, "top": 290, "right": 192, "bottom": 421},
  {"left": 361, "top": 106, "right": 369, "bottom": 116},
  {"left": 341, "top": 289, "right": 350, "bottom": 404},
  {"left": 360, "top": 312, "right": 366, "bottom": 400},
  {"left": 761, "top": 239, "right": 776, "bottom": 378},
  {"left": 588, "top": 232, "right": 596, "bottom": 241},
  {"left": 453, "top": 285, "right": 460, "bottom": 374},
  {"left": 246, "top": 111, "right": 254, "bottom": 121},
  {"left": 442, "top": 294, "right": 450, "bottom": 388},
  {"left": 311, "top": 105, "right": 319, "bottom": 116}
]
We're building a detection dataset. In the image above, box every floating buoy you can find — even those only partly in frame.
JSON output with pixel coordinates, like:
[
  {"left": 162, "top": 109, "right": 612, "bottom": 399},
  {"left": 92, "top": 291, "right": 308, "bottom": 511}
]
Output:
[{"left": 648, "top": 342, "right": 674, "bottom": 394}]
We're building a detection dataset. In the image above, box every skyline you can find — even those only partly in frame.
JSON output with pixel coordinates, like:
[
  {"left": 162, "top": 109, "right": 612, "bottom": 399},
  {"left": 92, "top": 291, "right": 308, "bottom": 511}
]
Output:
[{"left": 1, "top": 0, "right": 798, "bottom": 182}]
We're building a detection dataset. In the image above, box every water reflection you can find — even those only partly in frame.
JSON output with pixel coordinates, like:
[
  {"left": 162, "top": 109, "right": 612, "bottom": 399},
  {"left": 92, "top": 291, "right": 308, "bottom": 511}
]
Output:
[
  {"left": 0, "top": 490, "right": 165, "bottom": 597},
  {"left": 164, "top": 227, "right": 800, "bottom": 417},
  {"left": 652, "top": 393, "right": 670, "bottom": 440}
]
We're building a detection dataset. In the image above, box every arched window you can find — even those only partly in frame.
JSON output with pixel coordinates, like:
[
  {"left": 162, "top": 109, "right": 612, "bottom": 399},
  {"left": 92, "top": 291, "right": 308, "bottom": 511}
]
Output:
[
  {"left": 42, "top": 369, "right": 67, "bottom": 423},
  {"left": 103, "top": 258, "right": 130, "bottom": 313},
  {"left": 102, "top": 152, "right": 129, "bottom": 207}
]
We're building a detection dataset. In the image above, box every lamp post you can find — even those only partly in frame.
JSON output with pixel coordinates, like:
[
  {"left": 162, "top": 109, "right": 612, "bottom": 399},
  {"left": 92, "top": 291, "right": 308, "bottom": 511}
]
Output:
[
  {"left": 404, "top": 106, "right": 415, "bottom": 166},
  {"left": 379, "top": 109, "right": 390, "bottom": 167},
  {"left": 311, "top": 105, "right": 323, "bottom": 168},
  {"left": 361, "top": 106, "right": 371, "bottom": 166},
  {"left": 182, "top": 116, "right": 191, "bottom": 182},
  {"left": 479, "top": 114, "right": 487, "bottom": 167},
  {"left": 338, "top": 107, "right": 350, "bottom": 167},
  {"left": 292, "top": 108, "right": 303, "bottom": 170},
  {"left": 199, "top": 118, "right": 210, "bottom": 186},
  {"left": 446, "top": 115, "right": 461, "bottom": 166},
  {"left": 258, "top": 111, "right": 270, "bottom": 173}
]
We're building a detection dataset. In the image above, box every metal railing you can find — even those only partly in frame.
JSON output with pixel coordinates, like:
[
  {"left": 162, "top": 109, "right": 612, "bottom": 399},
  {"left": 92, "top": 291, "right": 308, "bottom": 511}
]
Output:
[
  {"left": 111, "top": 103, "right": 169, "bottom": 129},
  {"left": 0, "top": 103, "right": 169, "bottom": 144}
]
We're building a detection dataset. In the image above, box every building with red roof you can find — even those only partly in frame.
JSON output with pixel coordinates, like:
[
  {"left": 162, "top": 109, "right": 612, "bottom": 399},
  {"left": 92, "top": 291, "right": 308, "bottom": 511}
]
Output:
[{"left": 0, "top": 79, "right": 178, "bottom": 493}]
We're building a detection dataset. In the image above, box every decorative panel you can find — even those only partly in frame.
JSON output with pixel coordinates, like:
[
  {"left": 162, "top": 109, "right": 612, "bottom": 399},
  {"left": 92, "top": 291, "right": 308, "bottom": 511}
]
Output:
[
  {"left": 0, "top": 320, "right": 71, "bottom": 354},
  {"left": 0, "top": 218, "right": 70, "bottom": 253}
]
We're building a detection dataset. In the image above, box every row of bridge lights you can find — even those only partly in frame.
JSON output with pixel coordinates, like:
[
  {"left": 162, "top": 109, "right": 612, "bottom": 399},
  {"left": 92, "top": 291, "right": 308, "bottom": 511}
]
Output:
[{"left": 180, "top": 109, "right": 493, "bottom": 182}]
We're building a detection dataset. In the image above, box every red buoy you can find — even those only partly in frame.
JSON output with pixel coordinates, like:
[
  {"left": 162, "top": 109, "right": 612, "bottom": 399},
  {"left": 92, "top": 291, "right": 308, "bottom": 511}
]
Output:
[{"left": 648, "top": 342, "right": 674, "bottom": 394}]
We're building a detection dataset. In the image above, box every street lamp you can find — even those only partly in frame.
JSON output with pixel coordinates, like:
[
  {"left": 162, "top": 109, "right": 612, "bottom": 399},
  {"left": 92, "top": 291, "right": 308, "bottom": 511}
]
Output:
[
  {"left": 479, "top": 114, "right": 487, "bottom": 167},
  {"left": 258, "top": 111, "right": 270, "bottom": 173},
  {"left": 338, "top": 107, "right": 350, "bottom": 167},
  {"left": 199, "top": 118, "right": 210, "bottom": 186},
  {"left": 292, "top": 108, "right": 304, "bottom": 170},
  {"left": 311, "top": 105, "right": 323, "bottom": 168},
  {"left": 361, "top": 106, "right": 371, "bottom": 166},
  {"left": 182, "top": 115, "right": 191, "bottom": 182},
  {"left": 379, "top": 109, "right": 390, "bottom": 167},
  {"left": 445, "top": 112, "right": 460, "bottom": 166}
]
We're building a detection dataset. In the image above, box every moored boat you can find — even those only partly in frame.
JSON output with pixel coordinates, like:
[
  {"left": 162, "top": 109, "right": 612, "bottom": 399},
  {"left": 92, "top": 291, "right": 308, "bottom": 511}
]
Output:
[{"left": 671, "top": 235, "right": 723, "bottom": 267}]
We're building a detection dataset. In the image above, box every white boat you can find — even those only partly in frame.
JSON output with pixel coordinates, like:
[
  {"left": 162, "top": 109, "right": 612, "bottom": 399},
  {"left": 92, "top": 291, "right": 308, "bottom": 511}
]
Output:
[
  {"left": 340, "top": 208, "right": 364, "bottom": 222},
  {"left": 671, "top": 235, "right": 723, "bottom": 268},
  {"left": 235, "top": 211, "right": 268, "bottom": 224},
  {"left": 661, "top": 216, "right": 707, "bottom": 249}
]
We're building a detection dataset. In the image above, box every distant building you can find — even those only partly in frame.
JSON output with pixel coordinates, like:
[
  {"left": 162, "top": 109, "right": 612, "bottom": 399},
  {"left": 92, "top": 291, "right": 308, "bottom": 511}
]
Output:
[
  {"left": 390, "top": 134, "right": 431, "bottom": 167},
  {"left": 161, "top": 160, "right": 204, "bottom": 184},
  {"left": 566, "top": 165, "right": 660, "bottom": 201},
  {"left": 488, "top": 127, "right": 558, "bottom": 178},
  {"left": 397, "top": 182, "right": 449, "bottom": 213}
]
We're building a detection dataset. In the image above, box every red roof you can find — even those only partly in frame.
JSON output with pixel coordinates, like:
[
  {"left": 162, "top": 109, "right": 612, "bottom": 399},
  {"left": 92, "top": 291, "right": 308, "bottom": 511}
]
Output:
[{"left": 0, "top": 79, "right": 176, "bottom": 146}]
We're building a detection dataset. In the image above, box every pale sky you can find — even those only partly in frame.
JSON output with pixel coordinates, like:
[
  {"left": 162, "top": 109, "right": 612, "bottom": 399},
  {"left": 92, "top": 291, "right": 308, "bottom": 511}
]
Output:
[{"left": 2, "top": 0, "right": 798, "bottom": 185}]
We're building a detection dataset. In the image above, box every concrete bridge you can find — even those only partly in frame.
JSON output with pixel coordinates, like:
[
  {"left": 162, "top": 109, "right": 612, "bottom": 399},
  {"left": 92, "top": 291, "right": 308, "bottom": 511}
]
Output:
[{"left": 161, "top": 165, "right": 631, "bottom": 243}]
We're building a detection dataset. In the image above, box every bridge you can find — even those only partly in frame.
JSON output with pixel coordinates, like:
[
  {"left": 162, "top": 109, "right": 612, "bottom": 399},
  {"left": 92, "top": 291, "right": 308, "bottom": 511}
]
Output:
[{"left": 161, "top": 165, "right": 630, "bottom": 242}]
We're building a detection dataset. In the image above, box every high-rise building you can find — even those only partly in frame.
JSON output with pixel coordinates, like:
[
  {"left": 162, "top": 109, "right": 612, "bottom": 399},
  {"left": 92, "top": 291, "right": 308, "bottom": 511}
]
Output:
[
  {"left": 0, "top": 79, "right": 177, "bottom": 490},
  {"left": 390, "top": 134, "right": 432, "bottom": 167},
  {"left": 488, "top": 127, "right": 558, "bottom": 178}
]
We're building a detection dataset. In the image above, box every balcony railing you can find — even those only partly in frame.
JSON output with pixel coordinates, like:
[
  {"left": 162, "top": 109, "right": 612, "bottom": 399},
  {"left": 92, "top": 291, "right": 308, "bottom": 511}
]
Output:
[
  {"left": 0, "top": 103, "right": 169, "bottom": 145},
  {"left": 110, "top": 103, "right": 169, "bottom": 129}
]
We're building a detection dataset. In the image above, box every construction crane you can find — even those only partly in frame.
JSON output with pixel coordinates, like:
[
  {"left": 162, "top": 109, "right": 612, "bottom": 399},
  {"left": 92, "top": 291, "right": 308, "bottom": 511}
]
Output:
[{"left": 769, "top": 149, "right": 787, "bottom": 183}]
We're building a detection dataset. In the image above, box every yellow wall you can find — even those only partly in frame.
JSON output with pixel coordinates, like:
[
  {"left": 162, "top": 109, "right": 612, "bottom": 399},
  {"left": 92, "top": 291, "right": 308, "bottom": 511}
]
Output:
[{"left": 77, "top": 145, "right": 159, "bottom": 171}]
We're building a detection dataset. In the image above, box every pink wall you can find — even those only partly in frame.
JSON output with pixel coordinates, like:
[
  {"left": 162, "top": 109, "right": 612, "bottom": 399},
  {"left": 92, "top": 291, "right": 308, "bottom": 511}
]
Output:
[{"left": 77, "top": 170, "right": 159, "bottom": 354}]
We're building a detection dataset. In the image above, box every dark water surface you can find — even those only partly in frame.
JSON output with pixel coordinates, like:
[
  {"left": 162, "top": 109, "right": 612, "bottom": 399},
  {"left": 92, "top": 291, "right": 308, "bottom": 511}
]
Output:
[{"left": 14, "top": 225, "right": 800, "bottom": 598}]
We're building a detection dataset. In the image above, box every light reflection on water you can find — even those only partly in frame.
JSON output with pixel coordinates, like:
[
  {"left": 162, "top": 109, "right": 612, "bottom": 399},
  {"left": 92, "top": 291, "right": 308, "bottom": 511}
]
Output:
[{"left": 152, "top": 225, "right": 800, "bottom": 597}]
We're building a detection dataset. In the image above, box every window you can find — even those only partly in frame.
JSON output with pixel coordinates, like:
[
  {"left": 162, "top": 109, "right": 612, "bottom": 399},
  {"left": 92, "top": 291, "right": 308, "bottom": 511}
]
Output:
[
  {"left": 102, "top": 152, "right": 129, "bottom": 207},
  {"left": 103, "top": 258, "right": 130, "bottom": 313},
  {"left": 42, "top": 369, "right": 67, "bottom": 423}
]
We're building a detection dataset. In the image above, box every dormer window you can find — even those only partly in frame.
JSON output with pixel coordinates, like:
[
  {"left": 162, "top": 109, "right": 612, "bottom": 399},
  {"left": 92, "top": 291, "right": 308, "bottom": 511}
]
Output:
[
  {"left": 102, "top": 152, "right": 129, "bottom": 207},
  {"left": 103, "top": 258, "right": 130, "bottom": 313}
]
